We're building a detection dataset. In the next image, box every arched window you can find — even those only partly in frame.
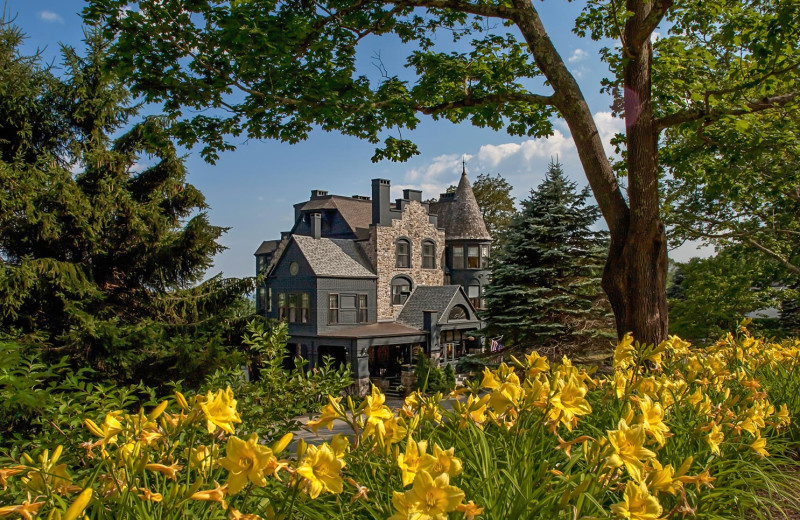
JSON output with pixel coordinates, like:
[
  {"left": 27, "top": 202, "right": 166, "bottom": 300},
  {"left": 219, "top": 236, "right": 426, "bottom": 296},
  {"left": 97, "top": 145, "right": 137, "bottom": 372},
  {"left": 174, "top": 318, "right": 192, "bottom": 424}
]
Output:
[
  {"left": 391, "top": 276, "right": 412, "bottom": 305},
  {"left": 395, "top": 238, "right": 410, "bottom": 268},
  {"left": 448, "top": 305, "right": 469, "bottom": 321},
  {"left": 422, "top": 240, "right": 436, "bottom": 269}
]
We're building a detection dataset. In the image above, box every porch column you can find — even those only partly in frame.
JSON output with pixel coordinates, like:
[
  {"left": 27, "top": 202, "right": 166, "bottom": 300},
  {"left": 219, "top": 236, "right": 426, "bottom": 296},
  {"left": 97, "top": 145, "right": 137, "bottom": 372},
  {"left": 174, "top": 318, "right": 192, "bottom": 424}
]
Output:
[
  {"left": 423, "top": 310, "right": 441, "bottom": 365},
  {"left": 353, "top": 341, "right": 371, "bottom": 397}
]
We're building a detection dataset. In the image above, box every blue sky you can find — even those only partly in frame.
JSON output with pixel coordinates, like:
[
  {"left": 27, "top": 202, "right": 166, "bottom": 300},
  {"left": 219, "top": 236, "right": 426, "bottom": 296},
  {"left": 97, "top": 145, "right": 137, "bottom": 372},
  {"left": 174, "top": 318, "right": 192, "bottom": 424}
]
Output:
[{"left": 9, "top": 1, "right": 710, "bottom": 279}]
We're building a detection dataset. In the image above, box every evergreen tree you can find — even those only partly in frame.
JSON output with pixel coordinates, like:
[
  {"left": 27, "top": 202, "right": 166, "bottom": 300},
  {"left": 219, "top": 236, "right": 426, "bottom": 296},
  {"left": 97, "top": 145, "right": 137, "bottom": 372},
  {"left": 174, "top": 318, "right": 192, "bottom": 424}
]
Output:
[
  {"left": 483, "top": 160, "right": 611, "bottom": 349},
  {"left": 0, "top": 27, "right": 254, "bottom": 385}
]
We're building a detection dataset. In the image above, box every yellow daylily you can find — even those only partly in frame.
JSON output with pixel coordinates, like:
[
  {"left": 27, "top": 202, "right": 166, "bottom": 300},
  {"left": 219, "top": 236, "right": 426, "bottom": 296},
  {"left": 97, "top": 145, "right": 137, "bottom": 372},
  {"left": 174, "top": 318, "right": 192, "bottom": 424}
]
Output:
[
  {"left": 0, "top": 499, "right": 44, "bottom": 520},
  {"left": 613, "top": 333, "right": 635, "bottom": 370},
  {"left": 404, "top": 470, "right": 465, "bottom": 520},
  {"left": 750, "top": 433, "right": 769, "bottom": 457},
  {"left": 637, "top": 395, "right": 669, "bottom": 447},
  {"left": 200, "top": 386, "right": 242, "bottom": 435},
  {"left": 610, "top": 481, "right": 662, "bottom": 520},
  {"left": 190, "top": 481, "right": 229, "bottom": 509},
  {"left": 220, "top": 433, "right": 275, "bottom": 494},
  {"left": 421, "top": 443, "right": 462, "bottom": 479},
  {"left": 307, "top": 396, "right": 343, "bottom": 434},
  {"left": 398, "top": 439, "right": 429, "bottom": 487},
  {"left": 0, "top": 466, "right": 25, "bottom": 490},
  {"left": 297, "top": 442, "right": 345, "bottom": 499},
  {"left": 548, "top": 375, "right": 592, "bottom": 430},
  {"left": 145, "top": 463, "right": 182, "bottom": 481},
  {"left": 606, "top": 420, "right": 656, "bottom": 483},
  {"left": 706, "top": 423, "right": 724, "bottom": 456},
  {"left": 647, "top": 460, "right": 680, "bottom": 495}
]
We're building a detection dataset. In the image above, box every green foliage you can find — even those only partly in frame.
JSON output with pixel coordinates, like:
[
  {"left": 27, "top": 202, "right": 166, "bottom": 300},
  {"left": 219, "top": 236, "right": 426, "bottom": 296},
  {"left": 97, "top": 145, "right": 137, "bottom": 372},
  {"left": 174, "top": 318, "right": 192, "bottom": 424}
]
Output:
[
  {"left": 0, "top": 25, "right": 256, "bottom": 385},
  {"left": 669, "top": 248, "right": 783, "bottom": 340},
  {"left": 204, "top": 321, "right": 352, "bottom": 442},
  {"left": 0, "top": 340, "right": 159, "bottom": 453},
  {"left": 413, "top": 354, "right": 455, "bottom": 394},
  {"left": 483, "top": 160, "right": 613, "bottom": 349},
  {"left": 471, "top": 173, "right": 516, "bottom": 246}
]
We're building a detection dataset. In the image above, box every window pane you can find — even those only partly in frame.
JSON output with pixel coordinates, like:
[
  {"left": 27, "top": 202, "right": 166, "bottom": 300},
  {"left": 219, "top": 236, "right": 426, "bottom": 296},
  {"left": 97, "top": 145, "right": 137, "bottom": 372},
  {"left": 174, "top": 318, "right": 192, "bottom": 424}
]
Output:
[
  {"left": 396, "top": 240, "right": 410, "bottom": 268},
  {"left": 359, "top": 295, "right": 368, "bottom": 323},
  {"left": 329, "top": 294, "right": 339, "bottom": 309},
  {"left": 453, "top": 247, "right": 464, "bottom": 269},
  {"left": 481, "top": 245, "right": 489, "bottom": 268},
  {"left": 468, "top": 285, "right": 479, "bottom": 298},
  {"left": 422, "top": 242, "right": 435, "bottom": 269},
  {"left": 468, "top": 246, "right": 479, "bottom": 268},
  {"left": 267, "top": 287, "right": 272, "bottom": 312}
]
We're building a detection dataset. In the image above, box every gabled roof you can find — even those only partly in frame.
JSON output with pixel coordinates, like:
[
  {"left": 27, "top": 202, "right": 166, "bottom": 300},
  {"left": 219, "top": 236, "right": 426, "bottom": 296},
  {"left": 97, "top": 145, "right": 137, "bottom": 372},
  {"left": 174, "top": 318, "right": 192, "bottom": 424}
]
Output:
[
  {"left": 254, "top": 240, "right": 280, "bottom": 255},
  {"left": 294, "top": 195, "right": 372, "bottom": 235},
  {"left": 429, "top": 171, "right": 491, "bottom": 241},
  {"left": 292, "top": 235, "right": 376, "bottom": 278},
  {"left": 396, "top": 285, "right": 479, "bottom": 329}
]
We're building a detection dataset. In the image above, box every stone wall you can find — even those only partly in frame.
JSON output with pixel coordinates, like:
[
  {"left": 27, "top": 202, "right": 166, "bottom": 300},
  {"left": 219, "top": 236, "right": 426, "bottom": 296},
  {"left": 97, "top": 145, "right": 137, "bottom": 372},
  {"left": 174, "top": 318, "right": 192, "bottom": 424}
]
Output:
[{"left": 363, "top": 201, "right": 446, "bottom": 320}]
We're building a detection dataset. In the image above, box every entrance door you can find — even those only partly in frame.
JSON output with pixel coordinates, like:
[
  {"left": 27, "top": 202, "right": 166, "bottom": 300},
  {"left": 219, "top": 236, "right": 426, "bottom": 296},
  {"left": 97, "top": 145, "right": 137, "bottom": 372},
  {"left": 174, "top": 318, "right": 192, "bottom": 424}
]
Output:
[{"left": 369, "top": 345, "right": 411, "bottom": 377}]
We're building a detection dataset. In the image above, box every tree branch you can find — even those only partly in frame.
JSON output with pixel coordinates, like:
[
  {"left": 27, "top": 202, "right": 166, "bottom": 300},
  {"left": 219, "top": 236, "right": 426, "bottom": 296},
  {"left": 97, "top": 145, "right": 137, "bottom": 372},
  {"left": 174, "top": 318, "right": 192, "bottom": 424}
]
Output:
[
  {"left": 628, "top": 0, "right": 673, "bottom": 51},
  {"left": 655, "top": 91, "right": 800, "bottom": 130},
  {"left": 384, "top": 0, "right": 517, "bottom": 19},
  {"left": 745, "top": 238, "right": 800, "bottom": 275},
  {"left": 415, "top": 91, "right": 554, "bottom": 114}
]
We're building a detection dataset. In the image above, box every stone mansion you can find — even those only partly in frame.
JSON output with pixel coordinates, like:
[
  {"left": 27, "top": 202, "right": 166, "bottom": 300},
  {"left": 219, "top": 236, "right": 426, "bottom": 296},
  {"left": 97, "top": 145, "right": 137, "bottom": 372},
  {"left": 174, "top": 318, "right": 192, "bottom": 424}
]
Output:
[{"left": 254, "top": 169, "right": 491, "bottom": 395}]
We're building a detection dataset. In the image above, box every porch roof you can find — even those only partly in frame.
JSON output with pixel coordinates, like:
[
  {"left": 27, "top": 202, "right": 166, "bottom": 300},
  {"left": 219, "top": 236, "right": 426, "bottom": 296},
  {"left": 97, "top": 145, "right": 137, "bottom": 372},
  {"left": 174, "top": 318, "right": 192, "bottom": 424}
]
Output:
[{"left": 318, "top": 321, "right": 424, "bottom": 339}]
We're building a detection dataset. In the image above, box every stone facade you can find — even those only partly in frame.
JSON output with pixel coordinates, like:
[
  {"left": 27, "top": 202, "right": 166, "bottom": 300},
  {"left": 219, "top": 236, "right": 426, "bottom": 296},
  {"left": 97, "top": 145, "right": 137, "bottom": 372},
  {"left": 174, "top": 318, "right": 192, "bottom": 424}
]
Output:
[{"left": 362, "top": 201, "right": 446, "bottom": 320}]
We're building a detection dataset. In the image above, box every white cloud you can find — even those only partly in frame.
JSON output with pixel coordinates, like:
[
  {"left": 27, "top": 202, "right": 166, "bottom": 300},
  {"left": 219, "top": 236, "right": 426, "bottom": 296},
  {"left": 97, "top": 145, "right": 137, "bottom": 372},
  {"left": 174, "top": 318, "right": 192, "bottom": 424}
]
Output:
[
  {"left": 568, "top": 48, "right": 588, "bottom": 63},
  {"left": 593, "top": 111, "right": 626, "bottom": 157},
  {"left": 399, "top": 111, "right": 626, "bottom": 204},
  {"left": 39, "top": 11, "right": 64, "bottom": 23}
]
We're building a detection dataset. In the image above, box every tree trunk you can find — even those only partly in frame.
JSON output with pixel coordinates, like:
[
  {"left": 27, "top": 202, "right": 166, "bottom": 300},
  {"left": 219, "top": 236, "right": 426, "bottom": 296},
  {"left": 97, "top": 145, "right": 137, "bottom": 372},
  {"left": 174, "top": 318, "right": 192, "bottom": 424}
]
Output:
[
  {"left": 600, "top": 0, "right": 669, "bottom": 346},
  {"left": 513, "top": 0, "right": 669, "bottom": 345}
]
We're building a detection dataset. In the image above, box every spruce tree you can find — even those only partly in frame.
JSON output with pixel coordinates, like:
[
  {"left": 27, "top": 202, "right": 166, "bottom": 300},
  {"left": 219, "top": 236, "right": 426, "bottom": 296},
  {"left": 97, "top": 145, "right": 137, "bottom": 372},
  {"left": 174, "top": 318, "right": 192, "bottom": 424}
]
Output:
[
  {"left": 483, "top": 160, "right": 612, "bottom": 349},
  {"left": 0, "top": 27, "right": 253, "bottom": 384}
]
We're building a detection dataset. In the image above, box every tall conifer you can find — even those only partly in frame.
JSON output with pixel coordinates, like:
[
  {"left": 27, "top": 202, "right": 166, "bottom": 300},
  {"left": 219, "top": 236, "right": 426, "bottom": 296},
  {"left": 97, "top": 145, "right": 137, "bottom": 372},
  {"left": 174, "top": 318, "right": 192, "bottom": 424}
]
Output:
[
  {"left": 483, "top": 160, "right": 612, "bottom": 349},
  {"left": 0, "top": 27, "right": 252, "bottom": 383}
]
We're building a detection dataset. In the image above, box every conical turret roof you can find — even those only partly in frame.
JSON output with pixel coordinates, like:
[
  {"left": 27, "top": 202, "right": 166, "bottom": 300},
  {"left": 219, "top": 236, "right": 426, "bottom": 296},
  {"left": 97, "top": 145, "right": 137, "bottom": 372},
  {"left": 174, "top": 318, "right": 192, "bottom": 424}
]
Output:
[{"left": 430, "top": 168, "right": 491, "bottom": 241}]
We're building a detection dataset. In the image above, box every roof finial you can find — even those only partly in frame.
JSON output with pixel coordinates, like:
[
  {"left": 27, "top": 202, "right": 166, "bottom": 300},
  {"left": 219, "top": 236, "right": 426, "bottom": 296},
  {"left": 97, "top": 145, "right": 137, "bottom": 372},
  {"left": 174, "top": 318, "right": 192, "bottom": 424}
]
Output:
[{"left": 462, "top": 155, "right": 466, "bottom": 176}]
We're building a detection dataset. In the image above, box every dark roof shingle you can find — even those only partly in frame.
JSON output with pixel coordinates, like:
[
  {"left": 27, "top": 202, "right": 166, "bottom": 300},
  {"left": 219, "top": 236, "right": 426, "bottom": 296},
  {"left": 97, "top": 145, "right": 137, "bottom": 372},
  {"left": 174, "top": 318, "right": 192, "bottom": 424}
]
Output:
[
  {"left": 293, "top": 235, "right": 376, "bottom": 278},
  {"left": 429, "top": 172, "right": 491, "bottom": 241}
]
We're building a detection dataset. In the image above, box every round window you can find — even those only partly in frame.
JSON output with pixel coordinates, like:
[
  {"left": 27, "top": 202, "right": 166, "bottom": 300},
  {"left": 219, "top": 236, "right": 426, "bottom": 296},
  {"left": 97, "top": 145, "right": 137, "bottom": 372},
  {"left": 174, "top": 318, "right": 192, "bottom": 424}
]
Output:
[{"left": 289, "top": 261, "right": 299, "bottom": 275}]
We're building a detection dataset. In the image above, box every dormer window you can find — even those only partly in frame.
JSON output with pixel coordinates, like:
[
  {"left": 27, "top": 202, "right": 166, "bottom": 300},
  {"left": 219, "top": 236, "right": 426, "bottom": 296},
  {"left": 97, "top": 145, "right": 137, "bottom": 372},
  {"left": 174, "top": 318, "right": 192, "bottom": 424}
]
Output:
[
  {"left": 391, "top": 276, "right": 412, "bottom": 305},
  {"left": 422, "top": 240, "right": 436, "bottom": 269},
  {"left": 396, "top": 238, "right": 410, "bottom": 268}
]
